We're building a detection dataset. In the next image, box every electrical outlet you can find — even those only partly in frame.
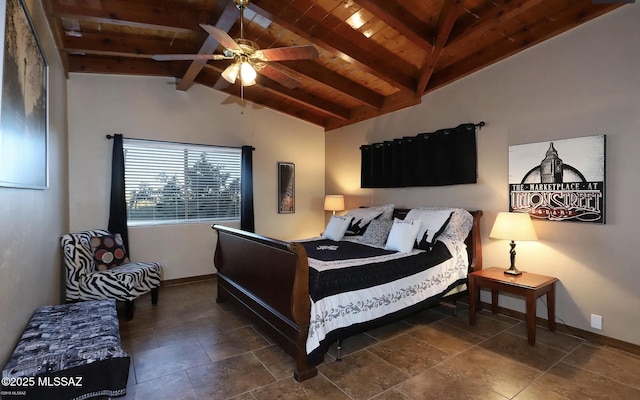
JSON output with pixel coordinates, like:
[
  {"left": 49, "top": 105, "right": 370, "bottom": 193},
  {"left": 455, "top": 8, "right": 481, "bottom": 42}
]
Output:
[{"left": 591, "top": 314, "right": 603, "bottom": 330}]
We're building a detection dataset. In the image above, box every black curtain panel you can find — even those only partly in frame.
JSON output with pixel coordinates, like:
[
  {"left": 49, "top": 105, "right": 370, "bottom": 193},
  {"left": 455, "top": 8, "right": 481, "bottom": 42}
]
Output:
[
  {"left": 361, "top": 123, "right": 480, "bottom": 188},
  {"left": 416, "top": 132, "right": 436, "bottom": 186},
  {"left": 360, "top": 145, "right": 373, "bottom": 188},
  {"left": 107, "top": 133, "right": 130, "bottom": 254},
  {"left": 391, "top": 139, "right": 403, "bottom": 187},
  {"left": 451, "top": 123, "right": 478, "bottom": 184},
  {"left": 432, "top": 128, "right": 450, "bottom": 186},
  {"left": 240, "top": 145, "right": 255, "bottom": 232},
  {"left": 381, "top": 141, "right": 393, "bottom": 187},
  {"left": 401, "top": 136, "right": 419, "bottom": 187},
  {"left": 370, "top": 143, "right": 385, "bottom": 187}
]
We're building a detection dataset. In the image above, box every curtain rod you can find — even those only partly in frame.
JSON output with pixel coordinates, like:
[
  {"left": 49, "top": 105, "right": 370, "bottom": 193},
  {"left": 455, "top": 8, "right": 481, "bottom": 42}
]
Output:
[{"left": 105, "top": 134, "right": 254, "bottom": 150}]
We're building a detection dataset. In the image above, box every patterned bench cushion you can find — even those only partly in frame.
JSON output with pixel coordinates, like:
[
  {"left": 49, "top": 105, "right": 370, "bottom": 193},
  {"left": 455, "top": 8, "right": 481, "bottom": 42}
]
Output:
[{"left": 1, "top": 300, "right": 129, "bottom": 400}]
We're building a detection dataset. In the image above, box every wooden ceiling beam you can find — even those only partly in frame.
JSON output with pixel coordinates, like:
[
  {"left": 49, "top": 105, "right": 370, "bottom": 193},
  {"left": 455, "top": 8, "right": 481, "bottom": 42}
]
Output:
[
  {"left": 50, "top": 0, "right": 201, "bottom": 33},
  {"left": 250, "top": 0, "right": 417, "bottom": 93},
  {"left": 277, "top": 61, "right": 384, "bottom": 110},
  {"left": 62, "top": 32, "right": 199, "bottom": 59},
  {"left": 429, "top": 2, "right": 623, "bottom": 93},
  {"left": 177, "top": 0, "right": 239, "bottom": 91},
  {"left": 256, "top": 76, "right": 351, "bottom": 121},
  {"left": 416, "top": 1, "right": 462, "bottom": 95},
  {"left": 43, "top": 0, "right": 69, "bottom": 78},
  {"left": 325, "top": 91, "right": 422, "bottom": 131},
  {"left": 353, "top": 0, "right": 435, "bottom": 51},
  {"left": 67, "top": 54, "right": 188, "bottom": 76},
  {"left": 448, "top": 0, "right": 546, "bottom": 47}
]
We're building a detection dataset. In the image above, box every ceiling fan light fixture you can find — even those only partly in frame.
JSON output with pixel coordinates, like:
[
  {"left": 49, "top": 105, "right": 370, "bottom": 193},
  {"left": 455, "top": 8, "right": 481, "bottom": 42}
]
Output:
[
  {"left": 240, "top": 61, "right": 257, "bottom": 86},
  {"left": 221, "top": 63, "right": 240, "bottom": 84}
]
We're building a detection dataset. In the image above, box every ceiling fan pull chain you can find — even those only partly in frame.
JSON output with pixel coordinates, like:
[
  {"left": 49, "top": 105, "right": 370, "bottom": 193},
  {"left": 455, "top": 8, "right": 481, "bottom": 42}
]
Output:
[{"left": 241, "top": 85, "right": 246, "bottom": 113}]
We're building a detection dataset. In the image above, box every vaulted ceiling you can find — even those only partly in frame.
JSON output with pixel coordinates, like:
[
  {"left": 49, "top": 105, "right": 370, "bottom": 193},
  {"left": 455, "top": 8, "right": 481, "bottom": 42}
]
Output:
[{"left": 44, "top": 0, "right": 624, "bottom": 131}]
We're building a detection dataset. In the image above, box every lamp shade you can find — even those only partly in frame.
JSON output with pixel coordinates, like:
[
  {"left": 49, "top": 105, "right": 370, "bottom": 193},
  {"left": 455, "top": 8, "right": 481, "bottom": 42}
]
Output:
[
  {"left": 324, "top": 195, "right": 345, "bottom": 212},
  {"left": 489, "top": 212, "right": 538, "bottom": 241}
]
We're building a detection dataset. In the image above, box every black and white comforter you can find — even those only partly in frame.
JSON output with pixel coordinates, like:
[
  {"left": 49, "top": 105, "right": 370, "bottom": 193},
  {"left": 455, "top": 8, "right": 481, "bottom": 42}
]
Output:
[{"left": 299, "top": 236, "right": 469, "bottom": 360}]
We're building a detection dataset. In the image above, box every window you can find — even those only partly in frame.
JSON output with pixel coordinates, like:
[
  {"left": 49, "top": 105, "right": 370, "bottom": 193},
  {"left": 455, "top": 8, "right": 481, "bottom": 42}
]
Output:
[{"left": 124, "top": 139, "right": 241, "bottom": 225}]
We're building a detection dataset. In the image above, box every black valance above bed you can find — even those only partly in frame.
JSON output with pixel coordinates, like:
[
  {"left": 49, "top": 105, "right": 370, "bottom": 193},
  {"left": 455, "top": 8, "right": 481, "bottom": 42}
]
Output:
[{"left": 361, "top": 122, "right": 482, "bottom": 188}]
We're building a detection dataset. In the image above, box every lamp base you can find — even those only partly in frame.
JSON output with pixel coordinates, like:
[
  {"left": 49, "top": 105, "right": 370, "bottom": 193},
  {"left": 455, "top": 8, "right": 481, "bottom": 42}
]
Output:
[{"left": 503, "top": 267, "right": 522, "bottom": 276}]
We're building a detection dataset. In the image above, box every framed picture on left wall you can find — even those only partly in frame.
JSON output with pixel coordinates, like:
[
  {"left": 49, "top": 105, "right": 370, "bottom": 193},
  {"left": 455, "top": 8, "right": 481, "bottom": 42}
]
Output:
[{"left": 0, "top": 0, "right": 49, "bottom": 189}]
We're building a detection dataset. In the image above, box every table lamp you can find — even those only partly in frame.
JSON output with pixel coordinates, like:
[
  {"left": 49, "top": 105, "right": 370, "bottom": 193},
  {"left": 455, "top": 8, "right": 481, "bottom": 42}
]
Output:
[
  {"left": 324, "top": 195, "right": 345, "bottom": 215},
  {"left": 489, "top": 212, "right": 538, "bottom": 275}
]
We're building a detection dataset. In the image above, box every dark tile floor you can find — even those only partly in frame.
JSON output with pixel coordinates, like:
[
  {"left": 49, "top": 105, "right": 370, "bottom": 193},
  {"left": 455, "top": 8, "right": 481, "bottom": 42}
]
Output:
[{"left": 117, "top": 279, "right": 640, "bottom": 400}]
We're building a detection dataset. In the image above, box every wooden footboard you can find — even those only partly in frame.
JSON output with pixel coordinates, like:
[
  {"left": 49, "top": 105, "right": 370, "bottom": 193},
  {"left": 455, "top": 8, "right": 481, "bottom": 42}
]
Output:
[{"left": 212, "top": 225, "right": 317, "bottom": 381}]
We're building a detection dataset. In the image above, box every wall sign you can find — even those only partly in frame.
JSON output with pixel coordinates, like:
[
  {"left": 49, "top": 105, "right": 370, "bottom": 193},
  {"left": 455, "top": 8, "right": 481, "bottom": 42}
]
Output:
[{"left": 508, "top": 135, "right": 606, "bottom": 224}]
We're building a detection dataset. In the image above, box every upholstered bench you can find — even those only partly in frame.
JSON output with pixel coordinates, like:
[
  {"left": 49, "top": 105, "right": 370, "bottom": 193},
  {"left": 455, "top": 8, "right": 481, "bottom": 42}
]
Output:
[{"left": 1, "top": 300, "right": 129, "bottom": 400}]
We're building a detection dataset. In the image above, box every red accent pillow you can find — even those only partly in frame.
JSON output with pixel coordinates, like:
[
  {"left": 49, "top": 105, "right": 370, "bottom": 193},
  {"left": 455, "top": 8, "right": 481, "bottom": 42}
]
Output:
[{"left": 90, "top": 234, "right": 130, "bottom": 271}]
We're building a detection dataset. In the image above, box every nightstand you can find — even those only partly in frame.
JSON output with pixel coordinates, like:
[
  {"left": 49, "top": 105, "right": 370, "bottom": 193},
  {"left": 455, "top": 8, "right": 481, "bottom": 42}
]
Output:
[{"left": 468, "top": 267, "right": 558, "bottom": 345}]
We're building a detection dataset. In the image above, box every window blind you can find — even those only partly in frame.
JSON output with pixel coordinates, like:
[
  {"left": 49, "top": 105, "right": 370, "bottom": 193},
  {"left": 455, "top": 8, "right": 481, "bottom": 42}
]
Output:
[{"left": 123, "top": 139, "right": 241, "bottom": 225}]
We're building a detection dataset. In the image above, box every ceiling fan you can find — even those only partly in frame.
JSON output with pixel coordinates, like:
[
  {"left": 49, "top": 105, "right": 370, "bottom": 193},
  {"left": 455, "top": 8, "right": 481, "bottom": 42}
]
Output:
[{"left": 152, "top": 0, "right": 318, "bottom": 89}]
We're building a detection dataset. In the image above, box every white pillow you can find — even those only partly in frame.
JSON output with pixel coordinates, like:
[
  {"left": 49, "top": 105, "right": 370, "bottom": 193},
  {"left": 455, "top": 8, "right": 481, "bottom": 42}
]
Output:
[
  {"left": 385, "top": 219, "right": 421, "bottom": 253},
  {"left": 322, "top": 215, "right": 353, "bottom": 241},
  {"left": 405, "top": 209, "right": 453, "bottom": 250},
  {"left": 416, "top": 207, "right": 473, "bottom": 241},
  {"left": 344, "top": 207, "right": 384, "bottom": 235}
]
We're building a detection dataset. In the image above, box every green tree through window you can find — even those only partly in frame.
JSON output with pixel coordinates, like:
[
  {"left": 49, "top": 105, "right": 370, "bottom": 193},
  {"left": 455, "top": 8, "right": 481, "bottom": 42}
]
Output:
[{"left": 124, "top": 140, "right": 241, "bottom": 225}]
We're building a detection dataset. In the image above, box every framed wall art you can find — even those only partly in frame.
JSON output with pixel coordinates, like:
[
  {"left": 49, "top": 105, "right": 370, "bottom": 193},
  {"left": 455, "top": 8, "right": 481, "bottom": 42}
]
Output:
[
  {"left": 0, "top": 0, "right": 49, "bottom": 189},
  {"left": 508, "top": 135, "right": 606, "bottom": 224},
  {"left": 277, "top": 162, "right": 295, "bottom": 214}
]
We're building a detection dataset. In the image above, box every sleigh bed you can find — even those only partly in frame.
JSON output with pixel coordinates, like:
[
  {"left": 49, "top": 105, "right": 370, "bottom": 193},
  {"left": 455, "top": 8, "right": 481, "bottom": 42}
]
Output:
[{"left": 212, "top": 208, "right": 482, "bottom": 381}]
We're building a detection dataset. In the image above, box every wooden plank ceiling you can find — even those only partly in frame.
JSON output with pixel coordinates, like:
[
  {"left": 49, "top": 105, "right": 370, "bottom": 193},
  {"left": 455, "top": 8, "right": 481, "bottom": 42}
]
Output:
[{"left": 44, "top": 0, "right": 624, "bottom": 131}]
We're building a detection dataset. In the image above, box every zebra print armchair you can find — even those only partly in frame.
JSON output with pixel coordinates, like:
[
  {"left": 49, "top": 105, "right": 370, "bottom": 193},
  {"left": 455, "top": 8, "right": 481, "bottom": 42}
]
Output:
[{"left": 61, "top": 229, "right": 161, "bottom": 319}]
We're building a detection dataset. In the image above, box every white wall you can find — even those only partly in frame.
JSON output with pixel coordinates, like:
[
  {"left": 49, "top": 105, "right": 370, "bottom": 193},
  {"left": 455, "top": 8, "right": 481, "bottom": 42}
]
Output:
[
  {"left": 0, "top": 0, "right": 68, "bottom": 364},
  {"left": 67, "top": 74, "right": 325, "bottom": 280},
  {"left": 326, "top": 5, "right": 640, "bottom": 346}
]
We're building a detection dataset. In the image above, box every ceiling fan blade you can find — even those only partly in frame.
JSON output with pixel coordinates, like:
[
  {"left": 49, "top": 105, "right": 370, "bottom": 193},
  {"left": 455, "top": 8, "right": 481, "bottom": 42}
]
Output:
[
  {"left": 258, "top": 45, "right": 318, "bottom": 61},
  {"left": 199, "top": 24, "right": 241, "bottom": 52},
  {"left": 213, "top": 77, "right": 231, "bottom": 90},
  {"left": 258, "top": 64, "right": 301, "bottom": 89},
  {"left": 152, "top": 54, "right": 229, "bottom": 61}
]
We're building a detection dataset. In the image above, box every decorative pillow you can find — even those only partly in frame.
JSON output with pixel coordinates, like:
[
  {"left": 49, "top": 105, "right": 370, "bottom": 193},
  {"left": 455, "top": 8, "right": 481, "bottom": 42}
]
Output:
[
  {"left": 90, "top": 234, "right": 130, "bottom": 271},
  {"left": 344, "top": 208, "right": 384, "bottom": 235},
  {"left": 359, "top": 219, "right": 394, "bottom": 247},
  {"left": 322, "top": 215, "right": 354, "bottom": 241},
  {"left": 385, "top": 219, "right": 421, "bottom": 253},
  {"left": 405, "top": 209, "right": 453, "bottom": 251},
  {"left": 416, "top": 207, "right": 474, "bottom": 241},
  {"left": 371, "top": 204, "right": 394, "bottom": 220}
]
